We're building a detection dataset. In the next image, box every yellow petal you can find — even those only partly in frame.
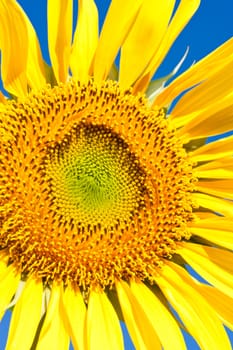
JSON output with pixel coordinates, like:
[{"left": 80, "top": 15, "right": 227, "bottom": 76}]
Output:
[
  {"left": 60, "top": 286, "right": 86, "bottom": 350},
  {"left": 154, "top": 262, "right": 232, "bottom": 350},
  {"left": 85, "top": 290, "right": 124, "bottom": 350},
  {"left": 129, "top": 281, "right": 186, "bottom": 350},
  {"left": 0, "top": 91, "right": 6, "bottom": 103},
  {"left": 178, "top": 94, "right": 233, "bottom": 140},
  {"left": 172, "top": 61, "right": 233, "bottom": 118},
  {"left": 194, "top": 157, "right": 233, "bottom": 179},
  {"left": 0, "top": 254, "right": 8, "bottom": 271},
  {"left": 0, "top": 0, "right": 46, "bottom": 92},
  {"left": 47, "top": 0, "right": 73, "bottom": 82},
  {"left": 196, "top": 179, "right": 233, "bottom": 200},
  {"left": 93, "top": 0, "right": 143, "bottom": 83},
  {"left": 115, "top": 281, "right": 151, "bottom": 350},
  {"left": 119, "top": 0, "right": 175, "bottom": 88},
  {"left": 135, "top": 0, "right": 200, "bottom": 93},
  {"left": 179, "top": 242, "right": 233, "bottom": 299},
  {"left": 190, "top": 217, "right": 233, "bottom": 250},
  {"left": 37, "top": 284, "right": 69, "bottom": 350},
  {"left": 5, "top": 278, "right": 43, "bottom": 350},
  {"left": 0, "top": 0, "right": 28, "bottom": 96},
  {"left": 195, "top": 212, "right": 218, "bottom": 220},
  {"left": 0, "top": 263, "right": 20, "bottom": 320},
  {"left": 154, "top": 37, "right": 233, "bottom": 108},
  {"left": 189, "top": 135, "right": 233, "bottom": 162},
  {"left": 193, "top": 192, "right": 233, "bottom": 217},
  {"left": 70, "top": 0, "right": 98, "bottom": 82},
  {"left": 22, "top": 12, "right": 46, "bottom": 90},
  {"left": 170, "top": 262, "right": 233, "bottom": 333},
  {"left": 197, "top": 285, "right": 233, "bottom": 331}
]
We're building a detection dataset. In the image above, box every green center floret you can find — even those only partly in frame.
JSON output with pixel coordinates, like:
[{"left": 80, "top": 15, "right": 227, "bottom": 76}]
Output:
[
  {"left": 65, "top": 156, "right": 125, "bottom": 211},
  {"left": 45, "top": 124, "right": 145, "bottom": 229}
]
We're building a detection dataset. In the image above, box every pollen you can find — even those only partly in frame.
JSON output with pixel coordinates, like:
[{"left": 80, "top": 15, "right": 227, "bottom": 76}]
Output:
[{"left": 0, "top": 79, "right": 195, "bottom": 291}]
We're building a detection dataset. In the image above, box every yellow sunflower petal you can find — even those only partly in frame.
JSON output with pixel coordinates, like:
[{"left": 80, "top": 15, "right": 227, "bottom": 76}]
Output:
[
  {"left": 0, "top": 0, "right": 28, "bottom": 96},
  {"left": 193, "top": 192, "right": 233, "bottom": 217},
  {"left": 128, "top": 281, "right": 186, "bottom": 350},
  {"left": 190, "top": 217, "right": 233, "bottom": 250},
  {"left": 172, "top": 61, "right": 233, "bottom": 118},
  {"left": 194, "top": 157, "right": 233, "bottom": 179},
  {"left": 47, "top": 0, "right": 73, "bottom": 82},
  {"left": 195, "top": 212, "right": 218, "bottom": 220},
  {"left": 60, "top": 286, "right": 86, "bottom": 350},
  {"left": 179, "top": 243, "right": 233, "bottom": 299},
  {"left": 37, "top": 285, "right": 69, "bottom": 350},
  {"left": 22, "top": 10, "right": 46, "bottom": 90},
  {"left": 119, "top": 0, "right": 175, "bottom": 88},
  {"left": 197, "top": 285, "right": 233, "bottom": 331},
  {"left": 196, "top": 180, "right": 233, "bottom": 200},
  {"left": 0, "top": 0, "right": 45, "bottom": 92},
  {"left": 134, "top": 0, "right": 200, "bottom": 92},
  {"left": 93, "top": 0, "right": 143, "bottom": 82},
  {"left": 5, "top": 278, "right": 43, "bottom": 350},
  {"left": 173, "top": 98, "right": 233, "bottom": 134},
  {"left": 115, "top": 280, "right": 153, "bottom": 350},
  {"left": 85, "top": 290, "right": 124, "bottom": 350},
  {"left": 70, "top": 0, "right": 98, "bottom": 82},
  {"left": 154, "top": 263, "right": 232, "bottom": 350},
  {"left": 154, "top": 37, "right": 233, "bottom": 107},
  {"left": 0, "top": 263, "right": 20, "bottom": 320},
  {"left": 0, "top": 91, "right": 6, "bottom": 103},
  {"left": 189, "top": 135, "right": 233, "bottom": 162},
  {"left": 168, "top": 262, "right": 233, "bottom": 332},
  {"left": 178, "top": 94, "right": 233, "bottom": 140}
]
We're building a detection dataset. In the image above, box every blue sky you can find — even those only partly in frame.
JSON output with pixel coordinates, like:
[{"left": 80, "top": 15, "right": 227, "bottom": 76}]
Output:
[{"left": 0, "top": 1, "right": 233, "bottom": 349}]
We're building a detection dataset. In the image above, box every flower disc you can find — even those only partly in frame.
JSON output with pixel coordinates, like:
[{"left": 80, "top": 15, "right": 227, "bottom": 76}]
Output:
[
  {"left": 45, "top": 123, "right": 146, "bottom": 230},
  {"left": 0, "top": 79, "right": 195, "bottom": 290}
]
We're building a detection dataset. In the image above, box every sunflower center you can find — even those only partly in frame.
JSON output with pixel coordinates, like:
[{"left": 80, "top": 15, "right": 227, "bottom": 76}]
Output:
[
  {"left": 45, "top": 124, "right": 145, "bottom": 231},
  {"left": 0, "top": 79, "right": 195, "bottom": 290}
]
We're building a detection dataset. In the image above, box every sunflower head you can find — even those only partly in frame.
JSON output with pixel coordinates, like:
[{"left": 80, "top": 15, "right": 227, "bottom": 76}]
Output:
[
  {"left": 1, "top": 78, "right": 195, "bottom": 291},
  {"left": 0, "top": 1, "right": 233, "bottom": 350}
]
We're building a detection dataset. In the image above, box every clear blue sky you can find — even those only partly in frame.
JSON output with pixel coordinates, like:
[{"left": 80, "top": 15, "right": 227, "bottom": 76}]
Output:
[{"left": 0, "top": 1, "right": 233, "bottom": 349}]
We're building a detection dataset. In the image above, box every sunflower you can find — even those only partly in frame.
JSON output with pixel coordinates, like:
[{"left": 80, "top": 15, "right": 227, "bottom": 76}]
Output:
[{"left": 0, "top": 0, "right": 233, "bottom": 349}]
